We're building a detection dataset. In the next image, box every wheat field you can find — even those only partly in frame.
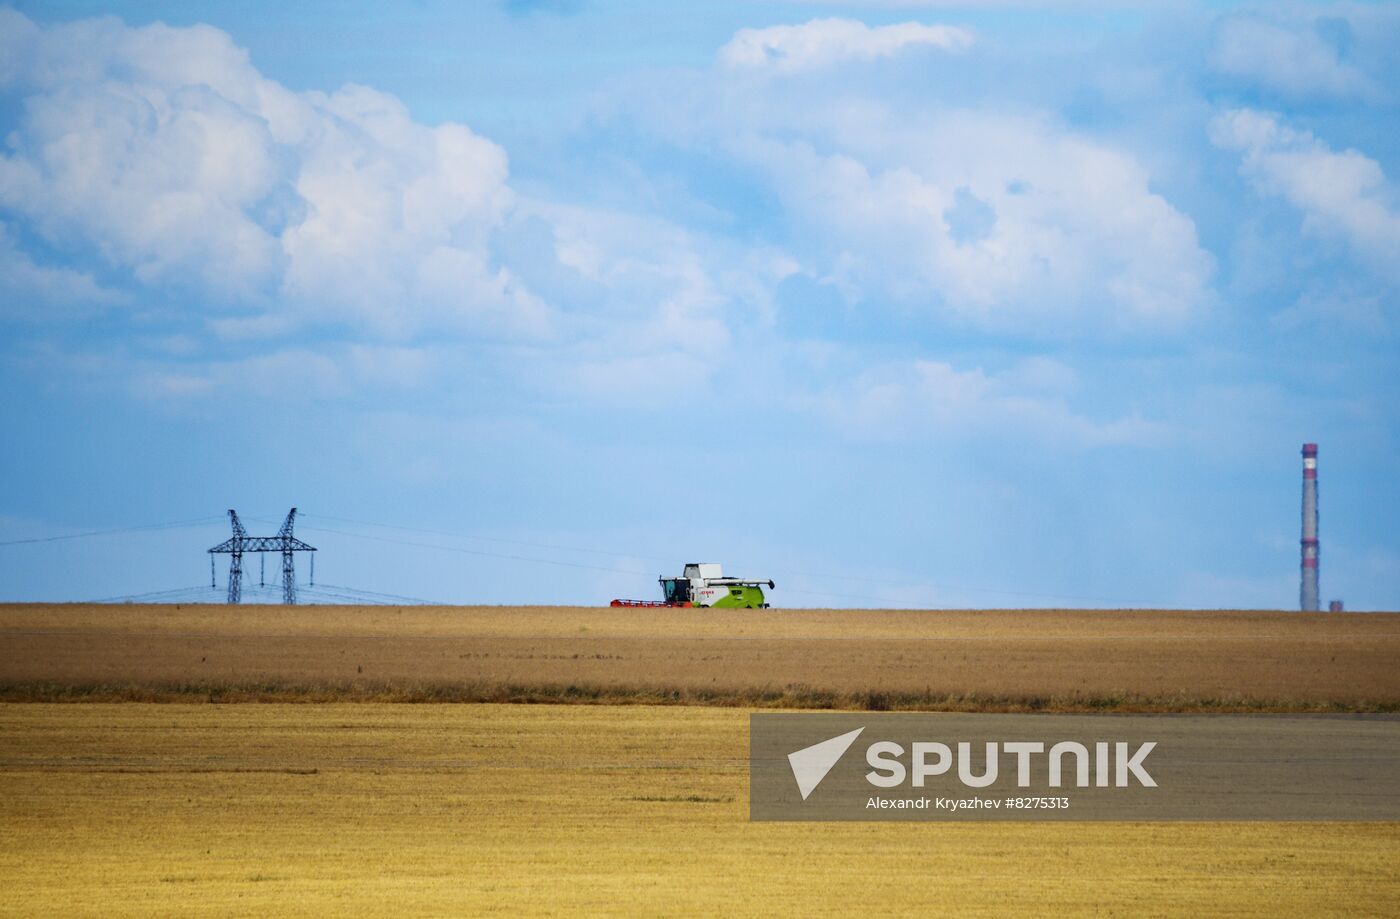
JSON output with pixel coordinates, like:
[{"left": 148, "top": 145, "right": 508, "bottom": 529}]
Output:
[
  {"left": 3, "top": 604, "right": 1399, "bottom": 708},
  {"left": 2, "top": 703, "right": 1398, "bottom": 917},
  {"left": 3, "top": 604, "right": 1398, "bottom": 915}
]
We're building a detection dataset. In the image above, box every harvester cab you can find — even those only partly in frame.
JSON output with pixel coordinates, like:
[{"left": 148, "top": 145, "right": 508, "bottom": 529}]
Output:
[{"left": 613, "top": 562, "right": 774, "bottom": 608}]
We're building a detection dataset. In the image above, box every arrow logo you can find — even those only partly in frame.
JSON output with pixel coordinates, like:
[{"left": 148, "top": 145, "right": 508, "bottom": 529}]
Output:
[{"left": 787, "top": 727, "right": 865, "bottom": 800}]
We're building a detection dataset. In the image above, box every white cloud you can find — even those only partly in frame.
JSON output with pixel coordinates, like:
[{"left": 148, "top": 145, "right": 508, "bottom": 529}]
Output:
[
  {"left": 535, "top": 200, "right": 737, "bottom": 352},
  {"left": 132, "top": 344, "right": 436, "bottom": 402},
  {"left": 1209, "top": 16, "right": 1373, "bottom": 101},
  {"left": 1211, "top": 109, "right": 1400, "bottom": 273},
  {"left": 808, "top": 357, "right": 1169, "bottom": 448},
  {"left": 0, "top": 9, "right": 793, "bottom": 411},
  {"left": 512, "top": 199, "right": 789, "bottom": 403},
  {"left": 719, "top": 18, "right": 972, "bottom": 73},
  {"left": 0, "top": 222, "right": 124, "bottom": 317},
  {"left": 566, "top": 352, "right": 714, "bottom": 407},
  {"left": 279, "top": 84, "right": 550, "bottom": 338},
  {"left": 732, "top": 108, "right": 1213, "bottom": 332},
  {"left": 0, "top": 11, "right": 548, "bottom": 339},
  {"left": 1271, "top": 285, "right": 1388, "bottom": 337},
  {"left": 599, "top": 33, "right": 1216, "bottom": 335}
]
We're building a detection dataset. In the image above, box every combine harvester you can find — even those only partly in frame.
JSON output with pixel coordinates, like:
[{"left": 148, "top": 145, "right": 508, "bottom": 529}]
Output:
[{"left": 612, "top": 563, "right": 775, "bottom": 609}]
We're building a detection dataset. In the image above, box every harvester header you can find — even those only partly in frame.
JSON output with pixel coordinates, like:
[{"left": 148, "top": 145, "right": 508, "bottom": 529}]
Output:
[{"left": 611, "top": 563, "right": 774, "bottom": 609}]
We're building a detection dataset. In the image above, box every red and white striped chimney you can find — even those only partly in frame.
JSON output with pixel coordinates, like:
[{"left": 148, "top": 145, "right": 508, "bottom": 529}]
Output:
[{"left": 1300, "top": 443, "right": 1319, "bottom": 612}]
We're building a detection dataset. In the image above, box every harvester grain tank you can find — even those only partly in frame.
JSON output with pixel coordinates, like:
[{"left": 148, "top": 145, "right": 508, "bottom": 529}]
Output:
[{"left": 611, "top": 563, "right": 775, "bottom": 609}]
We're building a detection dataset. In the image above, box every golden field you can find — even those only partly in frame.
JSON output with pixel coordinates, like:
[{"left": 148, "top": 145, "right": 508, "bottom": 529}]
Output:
[
  {"left": 3, "top": 703, "right": 1398, "bottom": 917},
  {"left": 2, "top": 604, "right": 1399, "bottom": 709},
  {"left": 3, "top": 604, "right": 1398, "bottom": 916}
]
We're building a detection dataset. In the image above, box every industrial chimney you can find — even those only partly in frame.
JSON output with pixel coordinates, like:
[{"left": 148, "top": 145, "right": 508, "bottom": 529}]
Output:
[{"left": 1300, "top": 443, "right": 1319, "bottom": 611}]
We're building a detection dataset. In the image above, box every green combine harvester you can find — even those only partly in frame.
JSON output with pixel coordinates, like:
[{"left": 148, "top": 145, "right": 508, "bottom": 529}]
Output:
[{"left": 611, "top": 563, "right": 774, "bottom": 609}]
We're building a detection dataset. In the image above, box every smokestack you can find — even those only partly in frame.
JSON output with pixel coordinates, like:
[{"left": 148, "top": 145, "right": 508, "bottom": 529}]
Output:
[{"left": 1301, "top": 443, "right": 1319, "bottom": 612}]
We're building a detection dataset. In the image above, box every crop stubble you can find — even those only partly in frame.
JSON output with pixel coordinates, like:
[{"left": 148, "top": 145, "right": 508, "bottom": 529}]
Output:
[
  {"left": 2, "top": 605, "right": 1398, "bottom": 916},
  {"left": 2, "top": 703, "right": 1398, "bottom": 918}
]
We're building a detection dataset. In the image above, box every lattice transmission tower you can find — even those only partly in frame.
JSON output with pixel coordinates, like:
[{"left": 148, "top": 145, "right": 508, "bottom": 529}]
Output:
[{"left": 208, "top": 508, "right": 317, "bottom": 604}]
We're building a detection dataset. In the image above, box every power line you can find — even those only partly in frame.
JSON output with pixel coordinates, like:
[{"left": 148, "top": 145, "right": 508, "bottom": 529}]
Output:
[
  {"left": 298, "top": 513, "right": 683, "bottom": 566},
  {"left": 293, "top": 513, "right": 1143, "bottom": 607},
  {"left": 0, "top": 516, "right": 225, "bottom": 548},
  {"left": 87, "top": 585, "right": 220, "bottom": 603},
  {"left": 306, "top": 582, "right": 447, "bottom": 606},
  {"left": 39, "top": 510, "right": 1151, "bottom": 609},
  {"left": 294, "top": 523, "right": 657, "bottom": 578},
  {"left": 236, "top": 520, "right": 910, "bottom": 606},
  {"left": 87, "top": 582, "right": 445, "bottom": 607}
]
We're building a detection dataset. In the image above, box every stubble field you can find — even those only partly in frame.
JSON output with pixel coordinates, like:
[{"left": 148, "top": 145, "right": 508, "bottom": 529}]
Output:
[
  {"left": 3, "top": 703, "right": 1399, "bottom": 917},
  {"left": 2, "top": 603, "right": 1398, "bottom": 915}
]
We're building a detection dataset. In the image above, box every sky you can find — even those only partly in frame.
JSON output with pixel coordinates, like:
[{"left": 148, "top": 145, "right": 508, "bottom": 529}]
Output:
[{"left": 0, "top": 0, "right": 1397, "bottom": 609}]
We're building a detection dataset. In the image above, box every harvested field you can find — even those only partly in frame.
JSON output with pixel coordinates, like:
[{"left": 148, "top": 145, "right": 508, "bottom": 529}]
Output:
[
  {"left": 3, "top": 703, "right": 1398, "bottom": 917},
  {"left": 2, "top": 604, "right": 1398, "bottom": 710}
]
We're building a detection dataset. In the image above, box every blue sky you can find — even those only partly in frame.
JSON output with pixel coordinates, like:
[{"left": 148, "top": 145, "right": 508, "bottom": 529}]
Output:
[{"left": 0, "top": 0, "right": 1397, "bottom": 609}]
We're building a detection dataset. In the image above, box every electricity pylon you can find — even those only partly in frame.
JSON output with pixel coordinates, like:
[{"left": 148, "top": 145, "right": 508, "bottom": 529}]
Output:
[{"left": 208, "top": 508, "right": 316, "bottom": 604}]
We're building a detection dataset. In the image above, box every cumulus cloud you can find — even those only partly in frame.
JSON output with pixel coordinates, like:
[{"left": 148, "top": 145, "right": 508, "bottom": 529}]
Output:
[
  {"left": 1210, "top": 109, "right": 1400, "bottom": 271},
  {"left": 1209, "top": 15, "right": 1373, "bottom": 100},
  {"left": 539, "top": 203, "right": 733, "bottom": 340},
  {"left": 732, "top": 109, "right": 1213, "bottom": 331},
  {"left": 719, "top": 18, "right": 972, "bottom": 73},
  {"left": 0, "top": 10, "right": 547, "bottom": 339},
  {"left": 0, "top": 222, "right": 124, "bottom": 317},
  {"left": 594, "top": 26, "right": 1216, "bottom": 335},
  {"left": 511, "top": 200, "right": 789, "bottom": 402},
  {"left": 278, "top": 85, "right": 549, "bottom": 337}
]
